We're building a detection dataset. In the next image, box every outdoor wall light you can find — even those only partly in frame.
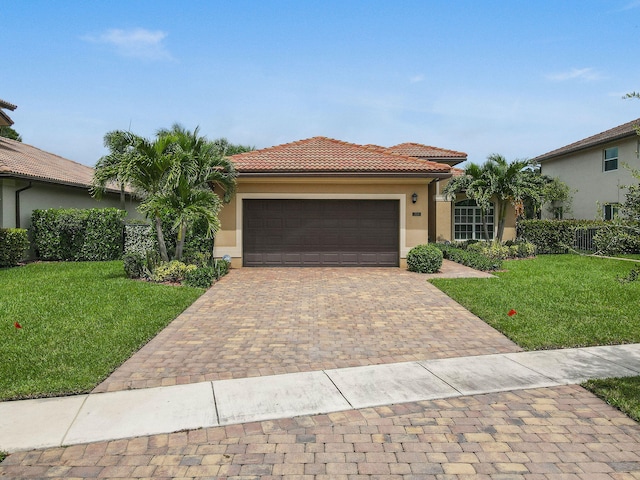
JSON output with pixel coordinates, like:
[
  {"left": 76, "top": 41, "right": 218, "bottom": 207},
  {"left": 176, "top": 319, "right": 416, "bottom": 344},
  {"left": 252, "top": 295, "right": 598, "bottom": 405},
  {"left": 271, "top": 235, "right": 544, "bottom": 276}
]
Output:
[{"left": 412, "top": 193, "right": 418, "bottom": 204}]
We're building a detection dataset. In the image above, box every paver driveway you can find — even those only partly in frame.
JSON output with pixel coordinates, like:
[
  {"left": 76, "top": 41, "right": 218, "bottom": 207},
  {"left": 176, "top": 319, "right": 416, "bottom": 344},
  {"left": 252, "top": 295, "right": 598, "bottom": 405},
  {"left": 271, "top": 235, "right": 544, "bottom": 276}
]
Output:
[{"left": 95, "top": 265, "right": 520, "bottom": 393}]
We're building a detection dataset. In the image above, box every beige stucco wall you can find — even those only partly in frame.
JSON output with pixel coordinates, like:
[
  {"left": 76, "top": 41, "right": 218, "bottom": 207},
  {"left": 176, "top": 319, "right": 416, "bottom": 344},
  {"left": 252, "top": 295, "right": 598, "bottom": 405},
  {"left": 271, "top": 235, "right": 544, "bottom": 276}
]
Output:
[
  {"left": 0, "top": 178, "right": 140, "bottom": 230},
  {"left": 540, "top": 136, "right": 640, "bottom": 220},
  {"left": 214, "top": 176, "right": 435, "bottom": 268}
]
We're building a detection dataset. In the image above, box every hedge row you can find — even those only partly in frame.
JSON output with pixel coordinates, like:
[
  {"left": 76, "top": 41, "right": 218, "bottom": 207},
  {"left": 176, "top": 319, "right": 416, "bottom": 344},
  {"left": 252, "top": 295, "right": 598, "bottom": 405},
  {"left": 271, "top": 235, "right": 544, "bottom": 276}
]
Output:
[
  {"left": 0, "top": 228, "right": 29, "bottom": 267},
  {"left": 434, "top": 243, "right": 502, "bottom": 271},
  {"left": 517, "top": 219, "right": 606, "bottom": 254},
  {"left": 31, "top": 208, "right": 127, "bottom": 261}
]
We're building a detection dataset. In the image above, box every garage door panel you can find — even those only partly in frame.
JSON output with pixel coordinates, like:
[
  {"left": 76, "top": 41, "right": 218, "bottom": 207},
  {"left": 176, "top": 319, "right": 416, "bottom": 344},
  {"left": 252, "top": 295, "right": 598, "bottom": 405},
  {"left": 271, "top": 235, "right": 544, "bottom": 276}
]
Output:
[{"left": 243, "top": 199, "right": 399, "bottom": 267}]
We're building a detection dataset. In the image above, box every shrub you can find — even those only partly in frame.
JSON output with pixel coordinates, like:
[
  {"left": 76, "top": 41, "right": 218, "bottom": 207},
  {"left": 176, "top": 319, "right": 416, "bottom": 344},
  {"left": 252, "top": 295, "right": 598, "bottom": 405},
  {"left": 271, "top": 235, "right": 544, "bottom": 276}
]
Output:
[
  {"left": 467, "top": 241, "right": 510, "bottom": 260},
  {"left": 435, "top": 243, "right": 502, "bottom": 271},
  {"left": 183, "top": 266, "right": 215, "bottom": 288},
  {"left": 150, "top": 261, "right": 196, "bottom": 283},
  {"left": 213, "top": 258, "right": 231, "bottom": 279},
  {"left": 123, "top": 252, "right": 146, "bottom": 279},
  {"left": 593, "top": 222, "right": 640, "bottom": 255},
  {"left": 0, "top": 228, "right": 29, "bottom": 267},
  {"left": 31, "top": 208, "right": 126, "bottom": 261},
  {"left": 517, "top": 219, "right": 605, "bottom": 254},
  {"left": 124, "top": 223, "right": 157, "bottom": 257},
  {"left": 406, "top": 244, "right": 443, "bottom": 273}
]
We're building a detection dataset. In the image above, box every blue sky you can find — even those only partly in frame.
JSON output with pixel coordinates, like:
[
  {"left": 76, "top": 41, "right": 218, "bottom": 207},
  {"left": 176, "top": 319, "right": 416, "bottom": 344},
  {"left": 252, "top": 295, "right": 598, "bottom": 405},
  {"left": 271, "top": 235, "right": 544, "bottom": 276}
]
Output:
[{"left": 2, "top": 0, "right": 640, "bottom": 167}]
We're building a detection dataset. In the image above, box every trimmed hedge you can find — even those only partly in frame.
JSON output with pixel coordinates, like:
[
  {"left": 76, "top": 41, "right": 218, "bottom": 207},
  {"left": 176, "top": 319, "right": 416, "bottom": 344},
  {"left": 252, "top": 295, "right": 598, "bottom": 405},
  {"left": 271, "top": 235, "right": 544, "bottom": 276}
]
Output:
[
  {"left": 593, "top": 222, "right": 640, "bottom": 255},
  {"left": 406, "top": 244, "right": 443, "bottom": 273},
  {"left": 31, "top": 208, "right": 127, "bottom": 261},
  {"left": 435, "top": 243, "right": 502, "bottom": 271},
  {"left": 517, "top": 219, "right": 605, "bottom": 254},
  {"left": 0, "top": 228, "right": 29, "bottom": 267}
]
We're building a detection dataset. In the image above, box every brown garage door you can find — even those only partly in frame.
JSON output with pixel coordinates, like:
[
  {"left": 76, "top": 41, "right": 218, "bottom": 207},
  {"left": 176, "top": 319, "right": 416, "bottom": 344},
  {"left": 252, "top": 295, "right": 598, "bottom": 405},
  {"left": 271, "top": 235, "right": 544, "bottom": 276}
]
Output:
[{"left": 243, "top": 199, "right": 399, "bottom": 266}]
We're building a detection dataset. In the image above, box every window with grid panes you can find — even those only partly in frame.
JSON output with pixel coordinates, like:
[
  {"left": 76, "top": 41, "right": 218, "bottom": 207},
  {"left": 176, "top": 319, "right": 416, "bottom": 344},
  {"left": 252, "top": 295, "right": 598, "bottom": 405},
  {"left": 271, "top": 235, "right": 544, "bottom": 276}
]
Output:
[{"left": 454, "top": 199, "right": 494, "bottom": 240}]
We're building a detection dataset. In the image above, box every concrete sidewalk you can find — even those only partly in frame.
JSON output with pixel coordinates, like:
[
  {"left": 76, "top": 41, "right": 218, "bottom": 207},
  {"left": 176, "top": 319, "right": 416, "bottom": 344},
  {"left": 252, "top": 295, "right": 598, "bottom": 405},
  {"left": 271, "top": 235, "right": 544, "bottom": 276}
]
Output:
[{"left": 1, "top": 344, "right": 639, "bottom": 453}]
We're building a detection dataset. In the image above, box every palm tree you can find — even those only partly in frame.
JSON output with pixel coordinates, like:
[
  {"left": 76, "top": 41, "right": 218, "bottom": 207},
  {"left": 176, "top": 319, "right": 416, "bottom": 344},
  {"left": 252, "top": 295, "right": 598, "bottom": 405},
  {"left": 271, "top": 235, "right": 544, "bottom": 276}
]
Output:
[
  {"left": 93, "top": 130, "right": 181, "bottom": 262},
  {"left": 443, "top": 162, "right": 493, "bottom": 241},
  {"left": 93, "top": 124, "right": 239, "bottom": 262},
  {"left": 444, "top": 155, "right": 540, "bottom": 242},
  {"left": 483, "top": 154, "right": 535, "bottom": 241},
  {"left": 154, "top": 124, "right": 238, "bottom": 260}
]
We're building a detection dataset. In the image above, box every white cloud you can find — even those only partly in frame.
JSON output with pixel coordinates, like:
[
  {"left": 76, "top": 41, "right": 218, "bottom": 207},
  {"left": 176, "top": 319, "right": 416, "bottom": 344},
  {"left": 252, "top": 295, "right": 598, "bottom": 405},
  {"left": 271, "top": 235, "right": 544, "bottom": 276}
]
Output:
[
  {"left": 545, "top": 67, "right": 603, "bottom": 82},
  {"left": 618, "top": 0, "right": 640, "bottom": 11},
  {"left": 409, "top": 74, "right": 425, "bottom": 84},
  {"left": 82, "top": 28, "right": 173, "bottom": 61}
]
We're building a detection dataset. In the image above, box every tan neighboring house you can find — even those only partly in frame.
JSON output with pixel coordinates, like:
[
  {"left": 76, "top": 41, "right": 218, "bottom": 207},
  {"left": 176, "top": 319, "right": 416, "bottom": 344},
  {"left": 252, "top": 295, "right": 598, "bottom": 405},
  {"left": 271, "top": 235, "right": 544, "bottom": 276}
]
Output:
[
  {"left": 534, "top": 118, "right": 640, "bottom": 220},
  {"left": 214, "top": 136, "right": 515, "bottom": 268},
  {"left": 0, "top": 136, "right": 138, "bottom": 230}
]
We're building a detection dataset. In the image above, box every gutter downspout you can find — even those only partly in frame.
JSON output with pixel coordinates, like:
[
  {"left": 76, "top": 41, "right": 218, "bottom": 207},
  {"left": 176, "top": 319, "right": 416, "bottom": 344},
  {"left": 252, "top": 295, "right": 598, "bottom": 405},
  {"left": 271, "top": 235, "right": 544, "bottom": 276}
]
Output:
[{"left": 15, "top": 182, "right": 33, "bottom": 228}]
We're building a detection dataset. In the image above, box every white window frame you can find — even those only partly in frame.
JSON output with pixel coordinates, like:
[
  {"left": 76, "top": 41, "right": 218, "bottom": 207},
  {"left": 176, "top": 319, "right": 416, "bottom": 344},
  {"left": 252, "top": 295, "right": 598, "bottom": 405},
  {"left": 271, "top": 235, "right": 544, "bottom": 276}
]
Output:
[
  {"left": 454, "top": 199, "right": 495, "bottom": 241},
  {"left": 603, "top": 147, "right": 618, "bottom": 172}
]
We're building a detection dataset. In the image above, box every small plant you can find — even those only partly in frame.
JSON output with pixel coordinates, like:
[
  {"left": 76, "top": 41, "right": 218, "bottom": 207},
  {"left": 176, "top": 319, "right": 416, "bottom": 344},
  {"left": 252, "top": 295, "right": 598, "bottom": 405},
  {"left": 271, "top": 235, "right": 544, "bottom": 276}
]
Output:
[
  {"left": 213, "top": 258, "right": 231, "bottom": 279},
  {"left": 0, "top": 451, "right": 7, "bottom": 463},
  {"left": 617, "top": 267, "right": 640, "bottom": 284},
  {"left": 407, "top": 244, "right": 443, "bottom": 273},
  {"left": 123, "top": 252, "right": 145, "bottom": 279},
  {"left": 183, "top": 266, "right": 215, "bottom": 288},
  {"left": 151, "top": 261, "right": 196, "bottom": 283}
]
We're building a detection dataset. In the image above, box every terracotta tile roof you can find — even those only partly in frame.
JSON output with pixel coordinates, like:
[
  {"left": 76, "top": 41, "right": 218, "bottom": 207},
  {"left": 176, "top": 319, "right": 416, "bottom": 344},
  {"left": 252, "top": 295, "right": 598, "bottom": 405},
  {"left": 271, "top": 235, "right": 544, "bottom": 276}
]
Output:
[
  {"left": 231, "top": 136, "right": 453, "bottom": 175},
  {"left": 451, "top": 167, "right": 465, "bottom": 176},
  {"left": 0, "top": 136, "right": 122, "bottom": 192},
  {"left": 386, "top": 142, "right": 467, "bottom": 160},
  {"left": 534, "top": 118, "right": 640, "bottom": 162}
]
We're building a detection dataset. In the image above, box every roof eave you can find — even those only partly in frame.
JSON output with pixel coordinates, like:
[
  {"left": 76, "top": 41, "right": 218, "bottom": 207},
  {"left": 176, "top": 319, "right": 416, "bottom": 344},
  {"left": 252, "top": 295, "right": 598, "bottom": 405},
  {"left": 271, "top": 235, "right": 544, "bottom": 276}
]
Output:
[
  {"left": 238, "top": 171, "right": 452, "bottom": 179},
  {"left": 0, "top": 172, "right": 125, "bottom": 194},
  {"left": 535, "top": 131, "right": 639, "bottom": 163}
]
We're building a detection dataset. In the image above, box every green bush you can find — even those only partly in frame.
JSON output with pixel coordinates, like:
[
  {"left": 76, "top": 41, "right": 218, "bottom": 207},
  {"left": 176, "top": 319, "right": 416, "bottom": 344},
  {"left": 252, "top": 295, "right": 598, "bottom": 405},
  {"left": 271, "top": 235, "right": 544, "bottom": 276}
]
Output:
[
  {"left": 517, "top": 219, "right": 605, "bottom": 254},
  {"left": 435, "top": 243, "right": 502, "bottom": 271},
  {"left": 0, "top": 228, "right": 29, "bottom": 267},
  {"left": 593, "top": 222, "right": 640, "bottom": 255},
  {"left": 183, "top": 266, "right": 215, "bottom": 288},
  {"left": 31, "top": 208, "right": 126, "bottom": 261},
  {"left": 467, "top": 241, "right": 510, "bottom": 260},
  {"left": 213, "top": 258, "right": 231, "bottom": 278},
  {"left": 124, "top": 223, "right": 157, "bottom": 257},
  {"left": 150, "top": 261, "right": 196, "bottom": 283},
  {"left": 406, "top": 244, "right": 443, "bottom": 273},
  {"left": 123, "top": 252, "right": 146, "bottom": 279}
]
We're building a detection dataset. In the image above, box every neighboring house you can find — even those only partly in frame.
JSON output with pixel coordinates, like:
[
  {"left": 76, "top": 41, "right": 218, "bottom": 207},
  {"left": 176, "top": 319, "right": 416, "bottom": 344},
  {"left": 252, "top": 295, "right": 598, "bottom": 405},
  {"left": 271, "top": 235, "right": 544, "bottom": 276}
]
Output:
[
  {"left": 0, "top": 98, "right": 17, "bottom": 126},
  {"left": 534, "top": 118, "right": 640, "bottom": 220},
  {"left": 215, "top": 136, "right": 516, "bottom": 268},
  {"left": 0, "top": 136, "right": 138, "bottom": 230}
]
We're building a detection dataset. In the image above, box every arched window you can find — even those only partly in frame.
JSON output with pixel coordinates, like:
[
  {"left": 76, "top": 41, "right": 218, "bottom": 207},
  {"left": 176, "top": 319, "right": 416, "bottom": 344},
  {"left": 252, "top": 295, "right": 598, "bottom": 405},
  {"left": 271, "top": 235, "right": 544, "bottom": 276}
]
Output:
[{"left": 454, "top": 199, "right": 494, "bottom": 240}]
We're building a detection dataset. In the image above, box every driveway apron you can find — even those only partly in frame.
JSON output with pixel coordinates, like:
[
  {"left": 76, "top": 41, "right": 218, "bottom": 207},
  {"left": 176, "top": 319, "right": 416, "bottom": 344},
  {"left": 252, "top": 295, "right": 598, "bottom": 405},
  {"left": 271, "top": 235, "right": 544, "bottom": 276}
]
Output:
[{"left": 94, "top": 266, "right": 520, "bottom": 393}]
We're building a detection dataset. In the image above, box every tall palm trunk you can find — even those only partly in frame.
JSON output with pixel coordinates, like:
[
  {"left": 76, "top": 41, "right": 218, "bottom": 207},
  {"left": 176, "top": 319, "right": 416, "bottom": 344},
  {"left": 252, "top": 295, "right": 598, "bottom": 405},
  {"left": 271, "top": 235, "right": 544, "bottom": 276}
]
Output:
[
  {"left": 480, "top": 209, "right": 491, "bottom": 241},
  {"left": 154, "top": 214, "right": 170, "bottom": 262},
  {"left": 174, "top": 221, "right": 188, "bottom": 261},
  {"left": 496, "top": 200, "right": 508, "bottom": 242}
]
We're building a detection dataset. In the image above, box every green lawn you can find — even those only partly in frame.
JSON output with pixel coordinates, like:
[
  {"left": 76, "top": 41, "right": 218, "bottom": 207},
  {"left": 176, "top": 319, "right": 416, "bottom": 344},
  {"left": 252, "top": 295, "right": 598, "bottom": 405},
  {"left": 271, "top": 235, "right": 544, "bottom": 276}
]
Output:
[
  {"left": 0, "top": 261, "right": 203, "bottom": 401},
  {"left": 431, "top": 254, "right": 640, "bottom": 422},
  {"left": 430, "top": 254, "right": 640, "bottom": 350}
]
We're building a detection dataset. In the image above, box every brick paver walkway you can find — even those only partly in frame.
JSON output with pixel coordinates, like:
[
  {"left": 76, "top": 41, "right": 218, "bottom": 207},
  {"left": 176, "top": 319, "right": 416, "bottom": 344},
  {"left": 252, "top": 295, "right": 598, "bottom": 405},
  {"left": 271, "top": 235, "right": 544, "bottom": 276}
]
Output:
[
  {"left": 3, "top": 385, "right": 640, "bottom": 479},
  {"left": 94, "top": 265, "right": 519, "bottom": 393}
]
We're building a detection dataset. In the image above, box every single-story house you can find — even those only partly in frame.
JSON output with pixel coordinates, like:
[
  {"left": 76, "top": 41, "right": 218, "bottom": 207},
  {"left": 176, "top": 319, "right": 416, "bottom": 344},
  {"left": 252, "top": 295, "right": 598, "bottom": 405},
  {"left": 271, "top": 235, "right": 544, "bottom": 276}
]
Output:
[
  {"left": 534, "top": 118, "right": 640, "bottom": 220},
  {"left": 0, "top": 136, "right": 138, "bottom": 230},
  {"left": 214, "top": 136, "right": 516, "bottom": 268}
]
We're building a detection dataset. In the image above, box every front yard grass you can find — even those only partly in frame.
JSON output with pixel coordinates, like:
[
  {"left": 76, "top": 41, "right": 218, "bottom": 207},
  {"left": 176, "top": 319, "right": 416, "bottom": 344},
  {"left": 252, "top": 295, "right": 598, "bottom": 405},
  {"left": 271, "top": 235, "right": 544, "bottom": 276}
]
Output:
[
  {"left": 431, "top": 254, "right": 640, "bottom": 422},
  {"left": 430, "top": 254, "right": 640, "bottom": 350},
  {"left": 0, "top": 261, "right": 203, "bottom": 401}
]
